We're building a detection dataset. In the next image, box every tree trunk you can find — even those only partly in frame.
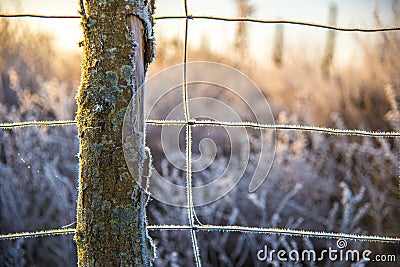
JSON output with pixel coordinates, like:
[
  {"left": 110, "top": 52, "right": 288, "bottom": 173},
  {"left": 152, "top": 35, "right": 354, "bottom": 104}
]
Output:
[{"left": 75, "top": 1, "right": 155, "bottom": 266}]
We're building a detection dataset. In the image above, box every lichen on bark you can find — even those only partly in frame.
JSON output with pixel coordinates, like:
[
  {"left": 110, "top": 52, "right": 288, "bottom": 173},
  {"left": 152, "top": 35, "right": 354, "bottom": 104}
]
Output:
[{"left": 75, "top": 0, "right": 155, "bottom": 266}]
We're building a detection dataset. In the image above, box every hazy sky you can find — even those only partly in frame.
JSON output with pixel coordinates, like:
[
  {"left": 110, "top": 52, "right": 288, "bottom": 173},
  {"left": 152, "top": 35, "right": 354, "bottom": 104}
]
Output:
[{"left": 1, "top": 0, "right": 398, "bottom": 65}]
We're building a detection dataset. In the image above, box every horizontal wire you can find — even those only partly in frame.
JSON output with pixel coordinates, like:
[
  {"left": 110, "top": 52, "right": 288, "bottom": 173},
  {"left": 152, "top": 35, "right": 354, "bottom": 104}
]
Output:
[
  {"left": 147, "top": 119, "right": 400, "bottom": 138},
  {"left": 2, "top": 224, "right": 398, "bottom": 243},
  {"left": 1, "top": 14, "right": 399, "bottom": 32},
  {"left": 0, "top": 120, "right": 77, "bottom": 129},
  {"left": 156, "top": 15, "right": 400, "bottom": 32},
  {"left": 0, "top": 228, "right": 76, "bottom": 241},
  {"left": 147, "top": 224, "right": 400, "bottom": 243},
  {"left": 0, "top": 14, "right": 80, "bottom": 19},
  {"left": 1, "top": 119, "right": 399, "bottom": 138}
]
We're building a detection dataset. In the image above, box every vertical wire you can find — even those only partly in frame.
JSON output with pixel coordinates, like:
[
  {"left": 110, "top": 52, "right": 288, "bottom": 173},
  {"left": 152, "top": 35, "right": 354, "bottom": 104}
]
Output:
[
  {"left": 183, "top": 0, "right": 201, "bottom": 266},
  {"left": 186, "top": 124, "right": 201, "bottom": 267},
  {"left": 185, "top": 125, "right": 193, "bottom": 222},
  {"left": 183, "top": 19, "right": 190, "bottom": 121}
]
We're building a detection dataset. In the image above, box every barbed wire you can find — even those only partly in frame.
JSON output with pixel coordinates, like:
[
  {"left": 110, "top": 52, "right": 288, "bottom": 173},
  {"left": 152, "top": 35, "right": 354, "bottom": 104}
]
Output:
[
  {"left": 147, "top": 224, "right": 400, "bottom": 243},
  {"left": 1, "top": 13, "right": 400, "bottom": 32},
  {"left": 0, "top": 228, "right": 76, "bottom": 241}
]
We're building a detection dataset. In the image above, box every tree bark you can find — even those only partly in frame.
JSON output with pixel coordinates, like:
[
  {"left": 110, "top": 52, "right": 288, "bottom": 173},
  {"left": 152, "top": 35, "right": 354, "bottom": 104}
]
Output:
[{"left": 75, "top": 1, "right": 155, "bottom": 266}]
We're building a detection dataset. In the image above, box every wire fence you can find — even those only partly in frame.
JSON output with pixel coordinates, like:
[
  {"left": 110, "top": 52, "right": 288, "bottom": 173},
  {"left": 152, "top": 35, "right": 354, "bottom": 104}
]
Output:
[
  {"left": 2, "top": 119, "right": 400, "bottom": 138},
  {"left": 1, "top": 1, "right": 400, "bottom": 266},
  {"left": 0, "top": 228, "right": 76, "bottom": 241},
  {"left": 1, "top": 13, "right": 400, "bottom": 32},
  {"left": 0, "top": 120, "right": 76, "bottom": 129},
  {"left": 3, "top": 225, "right": 400, "bottom": 243}
]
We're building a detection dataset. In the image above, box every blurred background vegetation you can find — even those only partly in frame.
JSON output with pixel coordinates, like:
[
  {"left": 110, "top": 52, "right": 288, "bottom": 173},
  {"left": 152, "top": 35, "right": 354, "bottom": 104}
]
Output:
[{"left": 0, "top": 1, "right": 399, "bottom": 266}]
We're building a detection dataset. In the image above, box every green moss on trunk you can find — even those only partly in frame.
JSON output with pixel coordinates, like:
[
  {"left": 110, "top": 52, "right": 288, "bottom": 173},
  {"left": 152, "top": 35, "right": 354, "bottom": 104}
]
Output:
[{"left": 75, "top": 1, "right": 155, "bottom": 266}]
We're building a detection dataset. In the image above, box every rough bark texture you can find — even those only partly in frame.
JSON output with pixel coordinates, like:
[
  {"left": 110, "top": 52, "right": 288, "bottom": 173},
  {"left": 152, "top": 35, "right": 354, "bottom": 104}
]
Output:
[{"left": 75, "top": 0, "right": 155, "bottom": 266}]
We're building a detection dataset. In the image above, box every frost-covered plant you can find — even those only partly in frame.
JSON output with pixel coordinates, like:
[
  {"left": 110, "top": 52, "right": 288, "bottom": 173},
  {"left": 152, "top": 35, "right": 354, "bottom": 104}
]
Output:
[
  {"left": 147, "top": 110, "right": 398, "bottom": 266},
  {"left": 0, "top": 17, "right": 79, "bottom": 267},
  {"left": 1, "top": 4, "right": 399, "bottom": 267}
]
